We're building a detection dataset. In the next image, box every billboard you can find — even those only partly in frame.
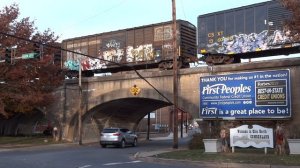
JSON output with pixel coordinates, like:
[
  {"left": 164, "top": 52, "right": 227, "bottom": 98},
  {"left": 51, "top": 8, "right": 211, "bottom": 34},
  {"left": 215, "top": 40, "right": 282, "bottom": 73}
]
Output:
[{"left": 199, "top": 69, "right": 291, "bottom": 119}]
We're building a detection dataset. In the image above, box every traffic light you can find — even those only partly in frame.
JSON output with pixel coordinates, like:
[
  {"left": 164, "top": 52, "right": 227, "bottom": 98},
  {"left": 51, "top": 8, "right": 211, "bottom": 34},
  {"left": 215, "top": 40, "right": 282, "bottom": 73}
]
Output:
[
  {"left": 54, "top": 52, "right": 61, "bottom": 64},
  {"left": 33, "top": 43, "right": 40, "bottom": 59},
  {"left": 5, "top": 48, "right": 12, "bottom": 63}
]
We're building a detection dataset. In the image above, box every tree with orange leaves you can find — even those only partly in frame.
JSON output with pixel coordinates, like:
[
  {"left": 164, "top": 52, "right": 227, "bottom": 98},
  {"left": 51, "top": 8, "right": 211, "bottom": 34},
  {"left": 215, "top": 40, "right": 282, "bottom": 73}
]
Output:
[
  {"left": 281, "top": 0, "right": 300, "bottom": 41},
  {"left": 0, "top": 4, "right": 64, "bottom": 118}
]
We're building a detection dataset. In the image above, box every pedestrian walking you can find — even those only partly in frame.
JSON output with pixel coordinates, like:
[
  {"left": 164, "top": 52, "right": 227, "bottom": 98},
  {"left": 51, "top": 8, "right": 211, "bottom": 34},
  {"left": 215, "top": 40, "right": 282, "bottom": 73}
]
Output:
[
  {"left": 275, "top": 125, "right": 285, "bottom": 155},
  {"left": 53, "top": 126, "right": 58, "bottom": 141}
]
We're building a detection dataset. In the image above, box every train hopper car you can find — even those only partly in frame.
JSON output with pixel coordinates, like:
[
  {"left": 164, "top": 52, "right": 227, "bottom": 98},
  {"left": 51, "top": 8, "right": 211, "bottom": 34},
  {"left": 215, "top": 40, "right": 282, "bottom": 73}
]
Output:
[
  {"left": 62, "top": 20, "right": 197, "bottom": 77},
  {"left": 198, "top": 0, "right": 300, "bottom": 65}
]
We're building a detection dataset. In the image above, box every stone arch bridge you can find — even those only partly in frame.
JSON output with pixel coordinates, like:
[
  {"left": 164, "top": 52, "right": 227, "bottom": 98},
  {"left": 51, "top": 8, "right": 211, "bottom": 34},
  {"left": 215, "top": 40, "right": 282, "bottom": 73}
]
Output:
[{"left": 47, "top": 58, "right": 300, "bottom": 142}]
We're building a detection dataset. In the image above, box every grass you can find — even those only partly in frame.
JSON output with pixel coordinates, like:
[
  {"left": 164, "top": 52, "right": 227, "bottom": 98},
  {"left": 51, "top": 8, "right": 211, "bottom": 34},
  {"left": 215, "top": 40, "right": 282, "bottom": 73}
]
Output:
[
  {"left": 157, "top": 148, "right": 300, "bottom": 166},
  {"left": 0, "top": 135, "right": 62, "bottom": 148}
]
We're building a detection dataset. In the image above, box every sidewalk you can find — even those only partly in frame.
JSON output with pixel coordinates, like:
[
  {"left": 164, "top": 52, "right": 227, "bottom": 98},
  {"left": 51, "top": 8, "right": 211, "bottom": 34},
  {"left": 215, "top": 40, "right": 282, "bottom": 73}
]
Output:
[
  {"left": 137, "top": 130, "right": 191, "bottom": 140},
  {"left": 148, "top": 132, "right": 188, "bottom": 141}
]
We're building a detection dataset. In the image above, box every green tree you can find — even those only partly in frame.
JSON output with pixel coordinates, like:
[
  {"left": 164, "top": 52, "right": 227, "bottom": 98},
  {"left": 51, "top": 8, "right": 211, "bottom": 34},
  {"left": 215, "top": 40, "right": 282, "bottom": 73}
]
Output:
[{"left": 0, "top": 4, "right": 64, "bottom": 118}]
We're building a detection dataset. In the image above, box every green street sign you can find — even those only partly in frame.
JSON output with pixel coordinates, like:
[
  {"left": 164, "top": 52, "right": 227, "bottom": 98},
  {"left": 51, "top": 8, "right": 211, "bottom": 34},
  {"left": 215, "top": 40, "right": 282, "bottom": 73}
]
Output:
[{"left": 21, "top": 53, "right": 36, "bottom": 59}]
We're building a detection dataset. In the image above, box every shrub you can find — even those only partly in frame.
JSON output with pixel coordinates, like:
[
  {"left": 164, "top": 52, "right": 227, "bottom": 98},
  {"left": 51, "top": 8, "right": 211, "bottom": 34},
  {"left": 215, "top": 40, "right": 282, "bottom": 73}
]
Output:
[{"left": 188, "top": 133, "right": 204, "bottom": 149}]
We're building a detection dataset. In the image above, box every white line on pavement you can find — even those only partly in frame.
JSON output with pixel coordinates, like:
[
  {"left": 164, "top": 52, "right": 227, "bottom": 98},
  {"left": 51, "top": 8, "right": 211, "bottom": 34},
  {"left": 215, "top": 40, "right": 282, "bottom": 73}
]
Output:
[
  {"left": 78, "top": 165, "right": 92, "bottom": 168},
  {"left": 103, "top": 160, "right": 142, "bottom": 166}
]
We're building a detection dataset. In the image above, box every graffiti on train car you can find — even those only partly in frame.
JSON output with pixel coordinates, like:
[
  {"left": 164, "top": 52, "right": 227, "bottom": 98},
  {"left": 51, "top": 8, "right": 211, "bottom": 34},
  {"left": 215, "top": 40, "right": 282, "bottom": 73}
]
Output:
[
  {"left": 162, "top": 43, "right": 174, "bottom": 56},
  {"left": 154, "top": 25, "right": 173, "bottom": 41},
  {"left": 126, "top": 44, "right": 154, "bottom": 62},
  {"left": 101, "top": 39, "right": 124, "bottom": 63},
  {"left": 63, "top": 41, "right": 175, "bottom": 71},
  {"left": 205, "top": 29, "right": 298, "bottom": 54},
  {"left": 64, "top": 48, "right": 106, "bottom": 71}
]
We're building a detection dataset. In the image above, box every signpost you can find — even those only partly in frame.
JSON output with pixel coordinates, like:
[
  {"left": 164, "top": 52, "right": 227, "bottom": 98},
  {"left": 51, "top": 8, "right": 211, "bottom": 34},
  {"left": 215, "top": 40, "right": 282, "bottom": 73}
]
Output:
[{"left": 199, "top": 69, "right": 291, "bottom": 119}]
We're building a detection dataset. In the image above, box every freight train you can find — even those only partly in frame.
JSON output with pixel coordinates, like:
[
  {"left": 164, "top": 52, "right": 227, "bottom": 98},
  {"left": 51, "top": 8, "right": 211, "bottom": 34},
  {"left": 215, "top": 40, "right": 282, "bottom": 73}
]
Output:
[
  {"left": 62, "top": 0, "right": 299, "bottom": 76},
  {"left": 61, "top": 20, "right": 197, "bottom": 77},
  {"left": 198, "top": 0, "right": 300, "bottom": 65}
]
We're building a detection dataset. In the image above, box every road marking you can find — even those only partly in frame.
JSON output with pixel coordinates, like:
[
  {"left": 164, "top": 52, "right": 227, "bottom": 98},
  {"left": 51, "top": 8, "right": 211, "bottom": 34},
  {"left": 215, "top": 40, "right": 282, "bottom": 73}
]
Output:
[
  {"left": 78, "top": 165, "right": 92, "bottom": 168},
  {"left": 103, "top": 160, "right": 142, "bottom": 166}
]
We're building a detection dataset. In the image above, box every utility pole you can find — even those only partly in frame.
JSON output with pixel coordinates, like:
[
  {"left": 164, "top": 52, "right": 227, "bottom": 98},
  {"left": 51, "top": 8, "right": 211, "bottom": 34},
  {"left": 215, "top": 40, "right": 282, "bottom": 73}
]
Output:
[
  {"left": 40, "top": 44, "right": 44, "bottom": 60},
  {"left": 78, "top": 59, "right": 83, "bottom": 145},
  {"left": 146, "top": 113, "right": 150, "bottom": 140},
  {"left": 12, "top": 48, "right": 16, "bottom": 64},
  {"left": 172, "top": 0, "right": 178, "bottom": 149},
  {"left": 180, "top": 109, "right": 183, "bottom": 138}
]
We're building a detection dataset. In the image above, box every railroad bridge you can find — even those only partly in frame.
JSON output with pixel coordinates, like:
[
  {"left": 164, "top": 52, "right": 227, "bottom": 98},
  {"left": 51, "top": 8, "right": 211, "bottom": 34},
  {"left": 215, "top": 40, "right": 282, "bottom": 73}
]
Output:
[{"left": 48, "top": 58, "right": 300, "bottom": 142}]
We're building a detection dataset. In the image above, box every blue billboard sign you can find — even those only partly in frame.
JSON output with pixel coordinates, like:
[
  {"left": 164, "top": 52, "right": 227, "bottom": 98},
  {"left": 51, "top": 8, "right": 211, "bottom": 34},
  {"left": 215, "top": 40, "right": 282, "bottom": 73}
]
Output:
[{"left": 199, "top": 70, "right": 291, "bottom": 119}]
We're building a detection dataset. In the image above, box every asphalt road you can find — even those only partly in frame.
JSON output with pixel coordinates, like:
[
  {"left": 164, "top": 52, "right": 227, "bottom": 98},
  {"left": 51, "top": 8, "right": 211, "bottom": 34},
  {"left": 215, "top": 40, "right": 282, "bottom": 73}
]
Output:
[{"left": 0, "top": 137, "right": 198, "bottom": 168}]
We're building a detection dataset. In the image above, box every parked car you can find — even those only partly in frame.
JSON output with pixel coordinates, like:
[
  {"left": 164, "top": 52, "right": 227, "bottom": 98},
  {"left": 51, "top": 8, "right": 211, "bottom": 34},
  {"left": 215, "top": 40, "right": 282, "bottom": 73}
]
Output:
[{"left": 100, "top": 128, "right": 138, "bottom": 148}]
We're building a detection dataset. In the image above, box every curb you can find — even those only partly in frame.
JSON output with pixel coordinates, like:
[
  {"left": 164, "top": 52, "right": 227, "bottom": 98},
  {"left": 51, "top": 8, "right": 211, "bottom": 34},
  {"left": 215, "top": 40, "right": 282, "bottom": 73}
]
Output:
[
  {"left": 0, "top": 142, "right": 78, "bottom": 152},
  {"left": 0, "top": 140, "right": 100, "bottom": 152}
]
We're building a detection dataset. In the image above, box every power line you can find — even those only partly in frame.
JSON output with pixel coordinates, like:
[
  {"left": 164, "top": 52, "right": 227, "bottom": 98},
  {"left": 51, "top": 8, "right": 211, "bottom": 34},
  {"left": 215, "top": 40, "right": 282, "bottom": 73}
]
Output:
[
  {"left": 79, "top": 0, "right": 127, "bottom": 24},
  {"left": 61, "top": 0, "right": 127, "bottom": 35},
  {"left": 180, "top": 0, "right": 187, "bottom": 19}
]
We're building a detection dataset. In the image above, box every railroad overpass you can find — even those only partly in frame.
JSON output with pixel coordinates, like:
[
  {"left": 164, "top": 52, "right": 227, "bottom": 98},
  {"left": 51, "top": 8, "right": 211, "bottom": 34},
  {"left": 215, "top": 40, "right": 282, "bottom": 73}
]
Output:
[{"left": 46, "top": 57, "right": 300, "bottom": 142}]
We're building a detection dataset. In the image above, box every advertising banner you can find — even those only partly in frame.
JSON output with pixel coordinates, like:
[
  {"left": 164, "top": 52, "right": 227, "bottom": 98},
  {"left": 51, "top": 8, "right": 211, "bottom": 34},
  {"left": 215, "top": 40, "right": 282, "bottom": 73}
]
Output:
[
  {"left": 230, "top": 125, "right": 273, "bottom": 148},
  {"left": 199, "top": 69, "right": 291, "bottom": 119}
]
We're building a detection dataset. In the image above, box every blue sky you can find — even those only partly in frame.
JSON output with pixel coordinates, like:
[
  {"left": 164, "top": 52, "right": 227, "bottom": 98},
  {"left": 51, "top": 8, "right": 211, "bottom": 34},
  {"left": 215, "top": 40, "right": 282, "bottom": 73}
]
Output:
[{"left": 1, "top": 0, "right": 269, "bottom": 41}]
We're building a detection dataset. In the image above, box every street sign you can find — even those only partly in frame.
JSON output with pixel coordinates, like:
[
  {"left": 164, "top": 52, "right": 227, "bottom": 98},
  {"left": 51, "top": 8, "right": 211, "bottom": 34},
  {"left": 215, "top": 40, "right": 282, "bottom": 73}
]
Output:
[{"left": 22, "top": 53, "right": 36, "bottom": 59}]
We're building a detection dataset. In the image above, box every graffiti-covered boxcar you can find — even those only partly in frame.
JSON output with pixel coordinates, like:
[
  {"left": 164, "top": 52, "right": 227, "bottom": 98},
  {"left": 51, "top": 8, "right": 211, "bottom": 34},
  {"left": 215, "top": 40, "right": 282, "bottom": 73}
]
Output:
[
  {"left": 198, "top": 0, "right": 300, "bottom": 65},
  {"left": 62, "top": 20, "right": 196, "bottom": 76}
]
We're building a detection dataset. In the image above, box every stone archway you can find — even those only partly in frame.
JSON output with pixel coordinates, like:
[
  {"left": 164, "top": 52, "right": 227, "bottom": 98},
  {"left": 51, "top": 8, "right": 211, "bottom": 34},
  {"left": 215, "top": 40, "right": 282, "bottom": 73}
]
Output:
[
  {"left": 78, "top": 97, "right": 172, "bottom": 141},
  {"left": 64, "top": 87, "right": 199, "bottom": 142}
]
